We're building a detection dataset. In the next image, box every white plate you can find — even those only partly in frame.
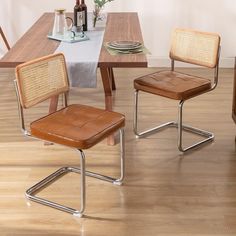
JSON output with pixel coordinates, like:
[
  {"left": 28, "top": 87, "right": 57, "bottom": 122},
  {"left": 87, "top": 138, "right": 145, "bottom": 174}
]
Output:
[
  {"left": 110, "top": 40, "right": 142, "bottom": 47},
  {"left": 107, "top": 41, "right": 142, "bottom": 50}
]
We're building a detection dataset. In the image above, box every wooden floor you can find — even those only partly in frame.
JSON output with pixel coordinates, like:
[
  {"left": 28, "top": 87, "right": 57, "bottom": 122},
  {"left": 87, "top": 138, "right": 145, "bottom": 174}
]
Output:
[{"left": 0, "top": 67, "right": 236, "bottom": 235}]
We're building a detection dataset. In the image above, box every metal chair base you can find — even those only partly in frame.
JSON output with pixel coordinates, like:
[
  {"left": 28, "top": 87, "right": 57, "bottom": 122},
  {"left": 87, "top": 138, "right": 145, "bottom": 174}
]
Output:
[
  {"left": 25, "top": 166, "right": 122, "bottom": 217},
  {"left": 26, "top": 166, "right": 85, "bottom": 217},
  {"left": 134, "top": 90, "right": 214, "bottom": 152},
  {"left": 134, "top": 120, "right": 214, "bottom": 152},
  {"left": 26, "top": 129, "right": 125, "bottom": 217}
]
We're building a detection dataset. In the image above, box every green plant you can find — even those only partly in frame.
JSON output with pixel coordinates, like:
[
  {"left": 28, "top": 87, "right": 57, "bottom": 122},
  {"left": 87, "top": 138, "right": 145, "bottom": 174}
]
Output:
[
  {"left": 94, "top": 0, "right": 114, "bottom": 8},
  {"left": 93, "top": 0, "right": 114, "bottom": 27}
]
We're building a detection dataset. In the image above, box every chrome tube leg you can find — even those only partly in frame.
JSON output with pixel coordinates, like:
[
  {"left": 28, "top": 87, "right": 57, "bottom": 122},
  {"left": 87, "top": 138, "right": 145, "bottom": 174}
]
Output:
[
  {"left": 73, "top": 150, "right": 86, "bottom": 217},
  {"left": 25, "top": 167, "right": 85, "bottom": 217},
  {"left": 24, "top": 145, "right": 124, "bottom": 216},
  {"left": 177, "top": 100, "right": 214, "bottom": 152},
  {"left": 134, "top": 90, "right": 139, "bottom": 137},
  {"left": 74, "top": 128, "right": 125, "bottom": 185},
  {"left": 177, "top": 100, "right": 184, "bottom": 152},
  {"left": 25, "top": 151, "right": 87, "bottom": 217},
  {"left": 133, "top": 89, "right": 175, "bottom": 137},
  {"left": 133, "top": 90, "right": 214, "bottom": 152},
  {"left": 120, "top": 128, "right": 125, "bottom": 182},
  {"left": 113, "top": 128, "right": 125, "bottom": 185}
]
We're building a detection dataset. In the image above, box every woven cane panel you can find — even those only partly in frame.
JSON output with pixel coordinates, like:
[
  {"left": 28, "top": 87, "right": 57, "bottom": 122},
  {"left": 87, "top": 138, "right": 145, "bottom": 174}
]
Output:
[
  {"left": 170, "top": 29, "right": 220, "bottom": 68},
  {"left": 16, "top": 54, "right": 69, "bottom": 108}
]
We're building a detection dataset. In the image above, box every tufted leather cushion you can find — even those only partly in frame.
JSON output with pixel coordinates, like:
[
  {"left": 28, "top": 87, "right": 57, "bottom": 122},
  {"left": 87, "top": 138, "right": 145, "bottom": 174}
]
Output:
[
  {"left": 30, "top": 104, "right": 125, "bottom": 149},
  {"left": 134, "top": 70, "right": 211, "bottom": 100}
]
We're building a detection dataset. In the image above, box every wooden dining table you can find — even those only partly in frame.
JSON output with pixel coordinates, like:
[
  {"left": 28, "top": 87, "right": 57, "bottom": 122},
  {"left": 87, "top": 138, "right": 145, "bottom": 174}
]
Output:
[{"left": 0, "top": 12, "right": 147, "bottom": 144}]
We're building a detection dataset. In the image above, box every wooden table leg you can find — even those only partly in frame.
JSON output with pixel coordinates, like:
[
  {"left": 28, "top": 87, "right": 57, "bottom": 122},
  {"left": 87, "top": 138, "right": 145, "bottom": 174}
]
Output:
[
  {"left": 100, "top": 66, "right": 115, "bottom": 145},
  {"left": 108, "top": 67, "right": 116, "bottom": 91}
]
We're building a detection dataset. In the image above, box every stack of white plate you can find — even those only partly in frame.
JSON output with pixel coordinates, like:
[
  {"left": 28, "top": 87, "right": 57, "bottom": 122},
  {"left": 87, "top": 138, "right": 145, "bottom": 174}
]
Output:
[{"left": 107, "top": 40, "right": 142, "bottom": 51}]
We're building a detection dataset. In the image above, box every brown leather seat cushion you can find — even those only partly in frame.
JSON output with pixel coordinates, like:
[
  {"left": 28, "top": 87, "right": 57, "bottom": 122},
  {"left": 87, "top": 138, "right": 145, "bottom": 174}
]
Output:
[
  {"left": 30, "top": 104, "right": 125, "bottom": 149},
  {"left": 134, "top": 70, "right": 211, "bottom": 100}
]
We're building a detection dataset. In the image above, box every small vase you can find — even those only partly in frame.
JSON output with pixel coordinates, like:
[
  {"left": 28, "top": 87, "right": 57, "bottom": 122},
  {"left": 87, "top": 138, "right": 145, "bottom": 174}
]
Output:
[
  {"left": 93, "top": 4, "right": 105, "bottom": 28},
  {"left": 93, "top": 4, "right": 101, "bottom": 27}
]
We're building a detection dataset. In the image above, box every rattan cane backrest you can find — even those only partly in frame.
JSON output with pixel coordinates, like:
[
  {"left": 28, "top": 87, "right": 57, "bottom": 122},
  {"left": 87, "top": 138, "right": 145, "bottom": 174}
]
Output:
[
  {"left": 15, "top": 53, "right": 69, "bottom": 109},
  {"left": 170, "top": 28, "right": 220, "bottom": 68}
]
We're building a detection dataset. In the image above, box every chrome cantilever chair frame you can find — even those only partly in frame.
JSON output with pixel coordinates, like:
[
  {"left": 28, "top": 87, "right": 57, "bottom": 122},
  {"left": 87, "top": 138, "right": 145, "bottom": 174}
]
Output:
[
  {"left": 134, "top": 31, "right": 220, "bottom": 153},
  {"left": 14, "top": 54, "right": 125, "bottom": 217}
]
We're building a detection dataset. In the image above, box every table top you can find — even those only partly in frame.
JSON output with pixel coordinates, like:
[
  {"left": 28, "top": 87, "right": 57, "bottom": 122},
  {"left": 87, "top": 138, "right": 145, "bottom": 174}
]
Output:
[
  {"left": 99, "top": 12, "right": 147, "bottom": 68},
  {"left": 0, "top": 12, "right": 147, "bottom": 68}
]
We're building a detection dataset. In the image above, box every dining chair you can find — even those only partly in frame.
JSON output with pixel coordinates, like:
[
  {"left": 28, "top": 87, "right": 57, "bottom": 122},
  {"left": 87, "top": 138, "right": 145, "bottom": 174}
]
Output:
[
  {"left": 14, "top": 53, "right": 125, "bottom": 217},
  {"left": 134, "top": 28, "right": 221, "bottom": 152},
  {"left": 0, "top": 26, "right": 10, "bottom": 50}
]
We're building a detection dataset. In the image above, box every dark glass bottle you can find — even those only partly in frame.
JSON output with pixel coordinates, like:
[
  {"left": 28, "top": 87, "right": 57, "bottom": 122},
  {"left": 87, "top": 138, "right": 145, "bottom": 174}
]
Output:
[
  {"left": 81, "top": 0, "right": 88, "bottom": 31},
  {"left": 74, "top": 0, "right": 83, "bottom": 31}
]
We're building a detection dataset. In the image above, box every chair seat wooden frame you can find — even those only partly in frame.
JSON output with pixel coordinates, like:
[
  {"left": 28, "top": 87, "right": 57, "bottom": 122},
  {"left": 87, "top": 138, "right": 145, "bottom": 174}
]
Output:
[
  {"left": 134, "top": 28, "right": 221, "bottom": 152},
  {"left": 14, "top": 53, "right": 125, "bottom": 217}
]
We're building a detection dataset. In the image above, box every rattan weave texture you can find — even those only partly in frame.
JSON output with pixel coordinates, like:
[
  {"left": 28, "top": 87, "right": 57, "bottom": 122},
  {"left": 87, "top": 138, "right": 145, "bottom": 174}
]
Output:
[
  {"left": 15, "top": 53, "right": 69, "bottom": 108},
  {"left": 170, "top": 28, "right": 220, "bottom": 68}
]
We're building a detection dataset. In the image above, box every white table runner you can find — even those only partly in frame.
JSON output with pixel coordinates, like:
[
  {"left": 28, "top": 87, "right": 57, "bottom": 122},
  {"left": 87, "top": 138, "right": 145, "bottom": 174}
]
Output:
[{"left": 55, "top": 29, "right": 104, "bottom": 88}]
